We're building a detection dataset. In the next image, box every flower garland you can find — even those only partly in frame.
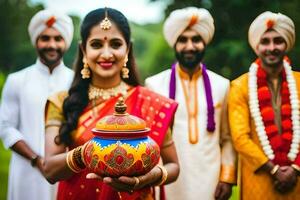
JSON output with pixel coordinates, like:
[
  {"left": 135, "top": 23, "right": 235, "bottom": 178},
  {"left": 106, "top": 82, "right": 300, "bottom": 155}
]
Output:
[{"left": 248, "top": 59, "right": 300, "bottom": 162}]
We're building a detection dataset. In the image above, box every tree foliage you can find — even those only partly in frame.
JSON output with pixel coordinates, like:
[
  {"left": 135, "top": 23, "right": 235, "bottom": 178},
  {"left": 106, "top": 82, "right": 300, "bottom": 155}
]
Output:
[
  {"left": 147, "top": 0, "right": 300, "bottom": 80},
  {"left": 0, "top": 0, "right": 80, "bottom": 74},
  {"left": 0, "top": 0, "right": 41, "bottom": 73},
  {"left": 131, "top": 22, "right": 174, "bottom": 81},
  {"left": 1, "top": 0, "right": 300, "bottom": 81}
]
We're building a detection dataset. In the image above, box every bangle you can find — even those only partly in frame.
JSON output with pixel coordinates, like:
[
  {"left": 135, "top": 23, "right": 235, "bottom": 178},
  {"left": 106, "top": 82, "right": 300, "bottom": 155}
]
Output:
[
  {"left": 291, "top": 164, "right": 300, "bottom": 174},
  {"left": 156, "top": 165, "right": 168, "bottom": 186},
  {"left": 31, "top": 155, "right": 40, "bottom": 167},
  {"left": 73, "top": 146, "right": 86, "bottom": 169},
  {"left": 270, "top": 164, "right": 280, "bottom": 175},
  {"left": 66, "top": 150, "right": 79, "bottom": 173},
  {"left": 66, "top": 146, "right": 85, "bottom": 173}
]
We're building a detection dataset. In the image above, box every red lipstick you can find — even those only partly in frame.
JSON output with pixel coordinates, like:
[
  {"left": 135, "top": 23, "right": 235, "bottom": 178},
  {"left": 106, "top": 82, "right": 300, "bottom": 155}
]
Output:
[{"left": 98, "top": 62, "right": 113, "bottom": 69}]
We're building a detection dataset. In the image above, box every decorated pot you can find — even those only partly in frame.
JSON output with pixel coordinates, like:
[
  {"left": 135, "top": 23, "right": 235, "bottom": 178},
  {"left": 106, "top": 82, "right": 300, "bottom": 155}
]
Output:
[{"left": 83, "top": 97, "right": 160, "bottom": 177}]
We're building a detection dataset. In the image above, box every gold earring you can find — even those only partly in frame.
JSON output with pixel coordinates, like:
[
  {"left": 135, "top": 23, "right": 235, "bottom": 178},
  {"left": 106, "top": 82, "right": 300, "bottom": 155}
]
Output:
[
  {"left": 122, "top": 56, "right": 129, "bottom": 79},
  {"left": 81, "top": 58, "right": 90, "bottom": 79}
]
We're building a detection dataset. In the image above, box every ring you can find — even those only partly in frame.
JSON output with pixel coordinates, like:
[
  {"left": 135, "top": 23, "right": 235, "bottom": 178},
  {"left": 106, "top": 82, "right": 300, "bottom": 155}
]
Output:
[{"left": 133, "top": 176, "right": 140, "bottom": 189}]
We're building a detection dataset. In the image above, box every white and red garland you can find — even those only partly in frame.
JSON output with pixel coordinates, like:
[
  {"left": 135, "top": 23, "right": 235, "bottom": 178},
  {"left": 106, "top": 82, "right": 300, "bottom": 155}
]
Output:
[{"left": 249, "top": 59, "right": 300, "bottom": 162}]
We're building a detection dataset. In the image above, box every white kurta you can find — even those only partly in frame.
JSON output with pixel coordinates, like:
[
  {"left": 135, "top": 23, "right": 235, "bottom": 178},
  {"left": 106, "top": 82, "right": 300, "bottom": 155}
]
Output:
[
  {"left": 145, "top": 66, "right": 236, "bottom": 200},
  {"left": 0, "top": 59, "right": 74, "bottom": 200}
]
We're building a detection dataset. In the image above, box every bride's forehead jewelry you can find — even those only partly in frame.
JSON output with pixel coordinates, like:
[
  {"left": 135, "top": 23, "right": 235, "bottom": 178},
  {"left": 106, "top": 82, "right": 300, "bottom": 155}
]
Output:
[{"left": 100, "top": 7, "right": 112, "bottom": 30}]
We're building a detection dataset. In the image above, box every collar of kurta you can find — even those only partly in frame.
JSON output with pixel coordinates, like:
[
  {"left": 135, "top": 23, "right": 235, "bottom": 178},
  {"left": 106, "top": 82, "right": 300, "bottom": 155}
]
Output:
[
  {"left": 169, "top": 62, "right": 215, "bottom": 132},
  {"left": 35, "top": 59, "right": 65, "bottom": 75},
  {"left": 177, "top": 63, "right": 202, "bottom": 80}
]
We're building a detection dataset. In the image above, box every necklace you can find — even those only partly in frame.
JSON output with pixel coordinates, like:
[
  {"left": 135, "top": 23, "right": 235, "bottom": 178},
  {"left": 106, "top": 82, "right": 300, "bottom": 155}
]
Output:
[
  {"left": 88, "top": 81, "right": 128, "bottom": 101},
  {"left": 248, "top": 59, "right": 300, "bottom": 162}
]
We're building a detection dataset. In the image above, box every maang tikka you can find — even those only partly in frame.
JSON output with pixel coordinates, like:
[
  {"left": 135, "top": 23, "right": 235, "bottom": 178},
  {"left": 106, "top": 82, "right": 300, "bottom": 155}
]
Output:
[{"left": 100, "top": 7, "right": 112, "bottom": 30}]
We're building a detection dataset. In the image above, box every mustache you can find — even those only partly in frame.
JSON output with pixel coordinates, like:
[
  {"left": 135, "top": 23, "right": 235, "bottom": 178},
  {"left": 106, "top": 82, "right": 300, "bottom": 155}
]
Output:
[
  {"left": 40, "top": 47, "right": 62, "bottom": 53},
  {"left": 181, "top": 50, "right": 200, "bottom": 55},
  {"left": 175, "top": 49, "right": 205, "bottom": 69},
  {"left": 37, "top": 47, "right": 64, "bottom": 66},
  {"left": 265, "top": 49, "right": 282, "bottom": 56}
]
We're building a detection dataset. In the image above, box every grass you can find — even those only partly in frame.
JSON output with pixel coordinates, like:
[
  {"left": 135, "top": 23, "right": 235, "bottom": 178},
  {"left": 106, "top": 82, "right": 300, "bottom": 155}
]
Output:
[
  {"left": 231, "top": 186, "right": 239, "bottom": 200},
  {"left": 0, "top": 141, "right": 11, "bottom": 200}
]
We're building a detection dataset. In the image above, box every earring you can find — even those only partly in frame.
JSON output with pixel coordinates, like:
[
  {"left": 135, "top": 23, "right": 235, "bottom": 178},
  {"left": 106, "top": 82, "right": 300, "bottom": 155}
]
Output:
[
  {"left": 122, "top": 55, "right": 129, "bottom": 79},
  {"left": 81, "top": 58, "right": 90, "bottom": 79}
]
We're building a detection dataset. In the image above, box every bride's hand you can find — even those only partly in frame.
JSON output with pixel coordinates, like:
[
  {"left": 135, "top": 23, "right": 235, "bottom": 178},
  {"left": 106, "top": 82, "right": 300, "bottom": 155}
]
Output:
[
  {"left": 86, "top": 166, "right": 163, "bottom": 193},
  {"left": 86, "top": 173, "right": 104, "bottom": 181}
]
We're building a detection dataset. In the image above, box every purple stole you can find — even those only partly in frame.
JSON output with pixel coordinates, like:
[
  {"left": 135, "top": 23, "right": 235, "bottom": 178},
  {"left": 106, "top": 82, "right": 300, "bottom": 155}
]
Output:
[{"left": 169, "top": 62, "right": 215, "bottom": 132}]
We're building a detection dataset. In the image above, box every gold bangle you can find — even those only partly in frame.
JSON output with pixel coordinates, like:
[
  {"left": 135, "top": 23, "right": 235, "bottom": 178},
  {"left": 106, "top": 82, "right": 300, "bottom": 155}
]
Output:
[
  {"left": 270, "top": 164, "right": 280, "bottom": 175},
  {"left": 81, "top": 142, "right": 88, "bottom": 166},
  {"left": 66, "top": 149, "right": 82, "bottom": 173},
  {"left": 70, "top": 150, "right": 82, "bottom": 172},
  {"left": 66, "top": 150, "right": 75, "bottom": 172},
  {"left": 73, "top": 146, "right": 85, "bottom": 169},
  {"left": 70, "top": 153, "right": 82, "bottom": 172},
  {"left": 291, "top": 164, "right": 300, "bottom": 173},
  {"left": 156, "top": 165, "right": 168, "bottom": 186}
]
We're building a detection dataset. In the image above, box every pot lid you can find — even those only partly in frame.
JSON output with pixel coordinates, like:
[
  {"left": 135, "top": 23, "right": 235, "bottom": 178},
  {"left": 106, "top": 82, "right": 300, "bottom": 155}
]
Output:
[{"left": 95, "top": 97, "right": 147, "bottom": 132}]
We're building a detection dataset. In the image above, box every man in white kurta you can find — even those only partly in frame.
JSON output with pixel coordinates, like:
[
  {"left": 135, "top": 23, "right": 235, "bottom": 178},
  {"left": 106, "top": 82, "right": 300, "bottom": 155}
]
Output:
[
  {"left": 145, "top": 7, "right": 236, "bottom": 200},
  {"left": 0, "top": 10, "right": 74, "bottom": 200}
]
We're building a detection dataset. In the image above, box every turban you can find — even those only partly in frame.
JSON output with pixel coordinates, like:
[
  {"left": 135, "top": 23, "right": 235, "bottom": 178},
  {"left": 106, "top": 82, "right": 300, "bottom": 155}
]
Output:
[
  {"left": 163, "top": 7, "right": 215, "bottom": 47},
  {"left": 28, "top": 9, "right": 74, "bottom": 49},
  {"left": 248, "top": 11, "right": 295, "bottom": 52}
]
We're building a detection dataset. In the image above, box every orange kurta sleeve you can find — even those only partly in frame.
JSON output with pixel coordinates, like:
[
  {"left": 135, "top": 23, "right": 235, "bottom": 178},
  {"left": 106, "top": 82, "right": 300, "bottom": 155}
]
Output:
[
  {"left": 228, "top": 74, "right": 268, "bottom": 172},
  {"left": 292, "top": 71, "right": 300, "bottom": 166},
  {"left": 219, "top": 84, "right": 237, "bottom": 184}
]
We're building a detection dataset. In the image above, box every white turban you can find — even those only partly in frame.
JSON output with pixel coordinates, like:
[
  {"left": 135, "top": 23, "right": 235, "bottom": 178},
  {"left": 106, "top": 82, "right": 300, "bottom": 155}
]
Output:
[
  {"left": 248, "top": 11, "right": 295, "bottom": 52},
  {"left": 163, "top": 7, "right": 215, "bottom": 47},
  {"left": 28, "top": 9, "right": 74, "bottom": 49}
]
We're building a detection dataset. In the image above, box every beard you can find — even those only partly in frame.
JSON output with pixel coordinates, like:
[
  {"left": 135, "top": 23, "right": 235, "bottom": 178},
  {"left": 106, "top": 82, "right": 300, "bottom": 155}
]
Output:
[
  {"left": 260, "top": 49, "right": 285, "bottom": 69},
  {"left": 37, "top": 47, "right": 64, "bottom": 67},
  {"left": 175, "top": 49, "right": 205, "bottom": 69}
]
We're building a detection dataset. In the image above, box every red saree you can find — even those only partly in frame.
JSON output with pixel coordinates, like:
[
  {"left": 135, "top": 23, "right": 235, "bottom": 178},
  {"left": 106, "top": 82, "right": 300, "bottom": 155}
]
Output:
[{"left": 56, "top": 86, "right": 178, "bottom": 200}]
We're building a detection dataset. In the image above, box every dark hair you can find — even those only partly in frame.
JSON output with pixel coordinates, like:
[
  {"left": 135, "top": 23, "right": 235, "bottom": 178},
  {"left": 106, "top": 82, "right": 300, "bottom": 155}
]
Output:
[{"left": 57, "top": 8, "right": 141, "bottom": 145}]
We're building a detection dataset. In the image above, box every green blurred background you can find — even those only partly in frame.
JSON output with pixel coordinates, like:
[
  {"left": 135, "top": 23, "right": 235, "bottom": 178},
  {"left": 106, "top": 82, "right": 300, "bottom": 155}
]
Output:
[{"left": 1, "top": 0, "right": 300, "bottom": 199}]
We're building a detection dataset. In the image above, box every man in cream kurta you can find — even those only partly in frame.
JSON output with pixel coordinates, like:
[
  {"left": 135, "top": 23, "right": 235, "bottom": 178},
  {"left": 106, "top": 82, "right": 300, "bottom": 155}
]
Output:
[
  {"left": 145, "top": 7, "right": 236, "bottom": 200},
  {"left": 0, "top": 10, "right": 74, "bottom": 200}
]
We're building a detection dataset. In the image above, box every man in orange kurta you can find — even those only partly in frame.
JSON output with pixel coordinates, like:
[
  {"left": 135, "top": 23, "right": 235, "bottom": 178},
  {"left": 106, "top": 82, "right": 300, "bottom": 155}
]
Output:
[{"left": 229, "top": 11, "right": 300, "bottom": 199}]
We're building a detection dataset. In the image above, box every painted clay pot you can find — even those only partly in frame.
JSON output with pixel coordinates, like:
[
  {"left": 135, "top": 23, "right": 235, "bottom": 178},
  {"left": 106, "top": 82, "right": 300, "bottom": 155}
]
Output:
[{"left": 83, "top": 98, "right": 160, "bottom": 177}]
